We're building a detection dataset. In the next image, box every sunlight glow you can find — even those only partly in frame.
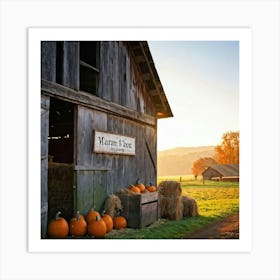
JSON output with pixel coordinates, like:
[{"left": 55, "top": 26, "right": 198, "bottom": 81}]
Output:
[{"left": 149, "top": 41, "right": 239, "bottom": 151}]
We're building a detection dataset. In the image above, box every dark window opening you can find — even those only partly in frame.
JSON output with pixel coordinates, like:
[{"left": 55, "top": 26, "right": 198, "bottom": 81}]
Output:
[
  {"left": 79, "top": 41, "right": 100, "bottom": 95},
  {"left": 55, "top": 41, "right": 63, "bottom": 84},
  {"left": 48, "top": 97, "right": 74, "bottom": 163}
]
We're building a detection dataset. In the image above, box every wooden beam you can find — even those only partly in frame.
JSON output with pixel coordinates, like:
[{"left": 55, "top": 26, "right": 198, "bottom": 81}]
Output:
[
  {"left": 41, "top": 79, "right": 156, "bottom": 127},
  {"left": 139, "top": 43, "right": 168, "bottom": 112},
  {"left": 141, "top": 72, "right": 152, "bottom": 81},
  {"left": 134, "top": 55, "right": 146, "bottom": 63}
]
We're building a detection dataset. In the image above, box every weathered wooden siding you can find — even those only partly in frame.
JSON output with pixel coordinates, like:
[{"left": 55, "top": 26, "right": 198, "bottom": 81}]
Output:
[
  {"left": 41, "top": 41, "right": 156, "bottom": 118},
  {"left": 75, "top": 170, "right": 108, "bottom": 215},
  {"left": 202, "top": 169, "right": 222, "bottom": 180},
  {"left": 41, "top": 42, "right": 56, "bottom": 82},
  {"left": 98, "top": 41, "right": 156, "bottom": 117},
  {"left": 41, "top": 94, "right": 50, "bottom": 237},
  {"left": 62, "top": 42, "right": 79, "bottom": 90},
  {"left": 75, "top": 107, "right": 110, "bottom": 214},
  {"left": 41, "top": 41, "right": 159, "bottom": 221},
  {"left": 75, "top": 105, "right": 157, "bottom": 214}
]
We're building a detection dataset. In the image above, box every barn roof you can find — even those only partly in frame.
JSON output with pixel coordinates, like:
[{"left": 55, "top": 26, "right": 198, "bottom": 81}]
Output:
[
  {"left": 127, "top": 42, "right": 173, "bottom": 119},
  {"left": 203, "top": 164, "right": 239, "bottom": 177}
]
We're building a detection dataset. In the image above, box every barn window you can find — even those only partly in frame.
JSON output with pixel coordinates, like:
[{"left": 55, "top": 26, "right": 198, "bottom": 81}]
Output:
[
  {"left": 55, "top": 41, "right": 64, "bottom": 84},
  {"left": 79, "top": 41, "right": 100, "bottom": 95},
  {"left": 48, "top": 98, "right": 74, "bottom": 163}
]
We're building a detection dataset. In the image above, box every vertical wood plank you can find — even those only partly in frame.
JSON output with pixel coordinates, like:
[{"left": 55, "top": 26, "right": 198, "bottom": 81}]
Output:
[
  {"left": 76, "top": 106, "right": 108, "bottom": 167},
  {"left": 41, "top": 94, "right": 50, "bottom": 238},
  {"left": 76, "top": 105, "right": 110, "bottom": 212},
  {"left": 76, "top": 170, "right": 94, "bottom": 215},
  {"left": 93, "top": 171, "right": 108, "bottom": 211},
  {"left": 62, "top": 41, "right": 79, "bottom": 90},
  {"left": 76, "top": 170, "right": 108, "bottom": 214},
  {"left": 41, "top": 42, "right": 56, "bottom": 82},
  {"left": 111, "top": 41, "right": 120, "bottom": 104},
  {"left": 144, "top": 126, "right": 157, "bottom": 185}
]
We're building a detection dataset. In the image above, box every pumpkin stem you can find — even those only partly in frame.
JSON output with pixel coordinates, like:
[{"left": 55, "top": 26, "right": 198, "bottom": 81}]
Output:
[
  {"left": 90, "top": 206, "right": 96, "bottom": 212},
  {"left": 55, "top": 211, "right": 62, "bottom": 220},
  {"left": 75, "top": 211, "right": 80, "bottom": 221},
  {"left": 136, "top": 178, "right": 141, "bottom": 184}
]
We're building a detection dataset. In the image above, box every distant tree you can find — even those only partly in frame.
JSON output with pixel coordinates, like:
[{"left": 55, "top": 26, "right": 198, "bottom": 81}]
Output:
[
  {"left": 214, "top": 131, "right": 239, "bottom": 164},
  {"left": 192, "top": 157, "right": 217, "bottom": 180}
]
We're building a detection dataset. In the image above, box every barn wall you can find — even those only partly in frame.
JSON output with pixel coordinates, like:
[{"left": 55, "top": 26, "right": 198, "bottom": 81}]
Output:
[
  {"left": 203, "top": 169, "right": 222, "bottom": 180},
  {"left": 75, "top": 105, "right": 157, "bottom": 215},
  {"left": 41, "top": 94, "right": 50, "bottom": 237},
  {"left": 99, "top": 41, "right": 156, "bottom": 117},
  {"left": 41, "top": 41, "right": 156, "bottom": 118},
  {"left": 62, "top": 42, "right": 79, "bottom": 90},
  {"left": 41, "top": 41, "right": 159, "bottom": 219},
  {"left": 41, "top": 42, "right": 56, "bottom": 82}
]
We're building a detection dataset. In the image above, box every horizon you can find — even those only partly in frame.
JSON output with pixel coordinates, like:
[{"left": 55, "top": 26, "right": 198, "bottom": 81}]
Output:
[{"left": 157, "top": 144, "right": 216, "bottom": 152}]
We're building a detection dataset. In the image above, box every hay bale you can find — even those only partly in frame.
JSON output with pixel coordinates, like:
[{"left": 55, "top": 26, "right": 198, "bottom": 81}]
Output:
[
  {"left": 47, "top": 162, "right": 73, "bottom": 221},
  {"left": 182, "top": 195, "right": 199, "bottom": 217},
  {"left": 158, "top": 181, "right": 183, "bottom": 220},
  {"left": 103, "top": 194, "right": 122, "bottom": 218}
]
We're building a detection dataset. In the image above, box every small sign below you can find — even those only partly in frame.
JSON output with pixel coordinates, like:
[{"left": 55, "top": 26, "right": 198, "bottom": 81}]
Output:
[{"left": 94, "top": 131, "right": 135, "bottom": 156}]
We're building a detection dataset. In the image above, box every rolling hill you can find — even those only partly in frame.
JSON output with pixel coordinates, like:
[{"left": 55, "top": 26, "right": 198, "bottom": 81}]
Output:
[{"left": 157, "top": 146, "right": 215, "bottom": 176}]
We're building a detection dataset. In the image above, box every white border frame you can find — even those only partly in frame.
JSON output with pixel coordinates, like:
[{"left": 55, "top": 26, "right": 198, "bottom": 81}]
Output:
[
  {"left": 1, "top": 1, "right": 279, "bottom": 279},
  {"left": 28, "top": 27, "right": 252, "bottom": 253}
]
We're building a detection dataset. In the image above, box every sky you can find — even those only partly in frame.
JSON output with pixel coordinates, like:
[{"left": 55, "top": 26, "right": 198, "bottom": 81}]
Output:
[{"left": 148, "top": 41, "right": 239, "bottom": 151}]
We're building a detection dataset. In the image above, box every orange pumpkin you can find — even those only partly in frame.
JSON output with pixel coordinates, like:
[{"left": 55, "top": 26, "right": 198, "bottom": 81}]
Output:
[
  {"left": 69, "top": 211, "right": 87, "bottom": 237},
  {"left": 113, "top": 210, "right": 127, "bottom": 230},
  {"left": 86, "top": 208, "right": 100, "bottom": 224},
  {"left": 101, "top": 211, "right": 113, "bottom": 233},
  {"left": 135, "top": 179, "right": 146, "bottom": 193},
  {"left": 47, "top": 211, "right": 69, "bottom": 238},
  {"left": 128, "top": 184, "right": 140, "bottom": 194},
  {"left": 146, "top": 183, "right": 157, "bottom": 192},
  {"left": 87, "top": 215, "right": 107, "bottom": 238}
]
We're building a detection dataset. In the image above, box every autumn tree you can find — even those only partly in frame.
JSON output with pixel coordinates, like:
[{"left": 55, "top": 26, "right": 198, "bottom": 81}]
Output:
[
  {"left": 214, "top": 131, "right": 239, "bottom": 164},
  {"left": 192, "top": 157, "right": 217, "bottom": 180}
]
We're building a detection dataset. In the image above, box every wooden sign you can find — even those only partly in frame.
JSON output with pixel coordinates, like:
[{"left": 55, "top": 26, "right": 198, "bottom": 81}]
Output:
[{"left": 94, "top": 130, "right": 135, "bottom": 155}]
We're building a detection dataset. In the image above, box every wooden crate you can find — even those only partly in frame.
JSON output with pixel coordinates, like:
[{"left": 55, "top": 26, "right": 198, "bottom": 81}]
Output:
[{"left": 118, "top": 192, "right": 159, "bottom": 228}]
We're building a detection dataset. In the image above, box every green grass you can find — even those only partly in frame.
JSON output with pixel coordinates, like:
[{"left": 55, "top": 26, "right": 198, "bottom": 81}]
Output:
[{"left": 105, "top": 177, "right": 239, "bottom": 239}]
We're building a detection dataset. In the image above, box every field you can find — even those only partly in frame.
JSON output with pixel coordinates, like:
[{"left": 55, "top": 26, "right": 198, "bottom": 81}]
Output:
[{"left": 106, "top": 176, "right": 239, "bottom": 239}]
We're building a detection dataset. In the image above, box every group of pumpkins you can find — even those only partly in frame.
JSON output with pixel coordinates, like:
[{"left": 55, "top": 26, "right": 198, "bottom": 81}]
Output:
[
  {"left": 47, "top": 208, "right": 127, "bottom": 239},
  {"left": 128, "top": 181, "right": 157, "bottom": 194}
]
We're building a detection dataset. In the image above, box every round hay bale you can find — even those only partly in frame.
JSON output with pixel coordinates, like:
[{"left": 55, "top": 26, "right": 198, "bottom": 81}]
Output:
[
  {"left": 103, "top": 194, "right": 122, "bottom": 219},
  {"left": 158, "top": 180, "right": 182, "bottom": 196},
  {"left": 158, "top": 181, "right": 183, "bottom": 220},
  {"left": 182, "top": 195, "right": 199, "bottom": 217}
]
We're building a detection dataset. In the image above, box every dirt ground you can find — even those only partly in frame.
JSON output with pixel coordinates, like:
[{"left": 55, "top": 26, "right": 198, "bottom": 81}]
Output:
[{"left": 184, "top": 213, "right": 239, "bottom": 239}]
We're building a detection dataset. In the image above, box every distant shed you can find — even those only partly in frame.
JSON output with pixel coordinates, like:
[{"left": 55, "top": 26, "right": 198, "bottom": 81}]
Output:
[
  {"left": 202, "top": 164, "right": 239, "bottom": 181},
  {"left": 41, "top": 41, "right": 173, "bottom": 237}
]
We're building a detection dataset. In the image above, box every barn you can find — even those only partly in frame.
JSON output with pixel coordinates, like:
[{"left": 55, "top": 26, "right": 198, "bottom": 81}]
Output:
[
  {"left": 41, "top": 41, "right": 173, "bottom": 237},
  {"left": 202, "top": 164, "right": 239, "bottom": 181}
]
